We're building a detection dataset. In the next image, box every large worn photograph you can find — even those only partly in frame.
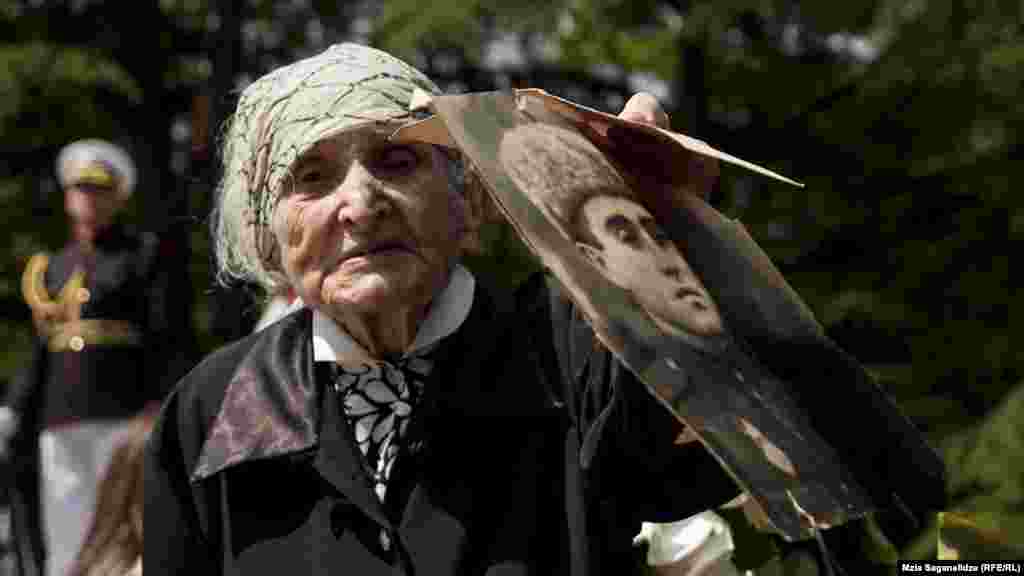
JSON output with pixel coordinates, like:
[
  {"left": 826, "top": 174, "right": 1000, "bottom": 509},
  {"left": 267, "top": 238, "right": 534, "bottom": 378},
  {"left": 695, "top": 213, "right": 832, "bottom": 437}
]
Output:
[{"left": 397, "top": 89, "right": 940, "bottom": 541}]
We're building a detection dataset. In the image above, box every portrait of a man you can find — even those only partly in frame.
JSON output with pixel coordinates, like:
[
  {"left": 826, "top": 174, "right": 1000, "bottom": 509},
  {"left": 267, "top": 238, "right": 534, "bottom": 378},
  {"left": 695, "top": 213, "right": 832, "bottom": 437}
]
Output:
[
  {"left": 499, "top": 119, "right": 815, "bottom": 495},
  {"left": 500, "top": 120, "right": 725, "bottom": 350},
  {"left": 435, "top": 89, "right": 939, "bottom": 542}
]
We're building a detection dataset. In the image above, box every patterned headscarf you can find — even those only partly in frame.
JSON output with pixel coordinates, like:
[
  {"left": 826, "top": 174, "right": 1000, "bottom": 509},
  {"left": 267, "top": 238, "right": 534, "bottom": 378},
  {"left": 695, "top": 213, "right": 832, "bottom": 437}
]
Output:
[{"left": 215, "top": 43, "right": 442, "bottom": 289}]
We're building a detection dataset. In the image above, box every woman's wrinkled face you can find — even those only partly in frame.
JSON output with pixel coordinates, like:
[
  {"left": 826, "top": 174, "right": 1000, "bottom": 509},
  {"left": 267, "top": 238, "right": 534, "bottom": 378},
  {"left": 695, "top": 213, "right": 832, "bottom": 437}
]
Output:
[
  {"left": 579, "top": 195, "right": 724, "bottom": 338},
  {"left": 270, "top": 124, "right": 461, "bottom": 322}
]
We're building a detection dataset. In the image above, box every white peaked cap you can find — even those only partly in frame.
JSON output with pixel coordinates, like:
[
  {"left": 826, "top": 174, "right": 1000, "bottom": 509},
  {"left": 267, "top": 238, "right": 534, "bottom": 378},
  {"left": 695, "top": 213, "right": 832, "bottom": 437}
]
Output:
[{"left": 56, "top": 139, "right": 137, "bottom": 199}]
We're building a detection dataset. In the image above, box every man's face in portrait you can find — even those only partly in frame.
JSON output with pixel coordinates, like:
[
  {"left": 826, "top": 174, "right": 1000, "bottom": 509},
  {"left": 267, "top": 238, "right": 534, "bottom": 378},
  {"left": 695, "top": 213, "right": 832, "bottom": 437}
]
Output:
[
  {"left": 499, "top": 119, "right": 724, "bottom": 340},
  {"left": 577, "top": 195, "right": 724, "bottom": 338}
]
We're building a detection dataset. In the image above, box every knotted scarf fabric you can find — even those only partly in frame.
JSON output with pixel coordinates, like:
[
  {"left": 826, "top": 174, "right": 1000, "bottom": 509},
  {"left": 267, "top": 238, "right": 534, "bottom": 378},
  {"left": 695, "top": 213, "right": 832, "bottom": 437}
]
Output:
[{"left": 331, "top": 350, "right": 435, "bottom": 502}]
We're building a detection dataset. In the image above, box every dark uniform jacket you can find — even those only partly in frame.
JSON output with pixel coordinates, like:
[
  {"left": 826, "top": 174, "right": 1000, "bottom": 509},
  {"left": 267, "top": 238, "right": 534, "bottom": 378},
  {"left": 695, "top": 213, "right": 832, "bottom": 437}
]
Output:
[
  {"left": 6, "top": 223, "right": 195, "bottom": 570},
  {"left": 144, "top": 272, "right": 944, "bottom": 575}
]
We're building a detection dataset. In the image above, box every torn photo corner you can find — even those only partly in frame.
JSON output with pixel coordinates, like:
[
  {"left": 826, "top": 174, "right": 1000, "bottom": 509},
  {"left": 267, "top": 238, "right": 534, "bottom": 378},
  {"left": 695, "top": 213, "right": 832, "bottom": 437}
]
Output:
[
  {"left": 392, "top": 88, "right": 804, "bottom": 189},
  {"left": 393, "top": 89, "right": 945, "bottom": 542}
]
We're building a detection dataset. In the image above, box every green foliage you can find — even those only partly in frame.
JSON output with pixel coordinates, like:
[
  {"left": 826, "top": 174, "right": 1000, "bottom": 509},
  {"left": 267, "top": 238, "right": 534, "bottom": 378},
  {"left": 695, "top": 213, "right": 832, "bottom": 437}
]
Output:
[
  {"left": 375, "top": 0, "right": 485, "bottom": 56},
  {"left": 937, "top": 512, "right": 1024, "bottom": 560},
  {"left": 464, "top": 221, "right": 541, "bottom": 302},
  {"left": 717, "top": 506, "right": 781, "bottom": 569},
  {"left": 555, "top": 0, "right": 679, "bottom": 79},
  {"left": 943, "top": 382, "right": 1024, "bottom": 539},
  {"left": 0, "top": 43, "right": 141, "bottom": 145},
  {"left": 373, "top": 0, "right": 561, "bottom": 60}
]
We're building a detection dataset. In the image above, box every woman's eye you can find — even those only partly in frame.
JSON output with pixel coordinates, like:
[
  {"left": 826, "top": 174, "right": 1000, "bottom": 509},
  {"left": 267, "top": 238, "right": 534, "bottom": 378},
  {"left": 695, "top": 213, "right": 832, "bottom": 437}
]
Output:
[
  {"left": 372, "top": 146, "right": 419, "bottom": 176},
  {"left": 299, "top": 170, "right": 323, "bottom": 184}
]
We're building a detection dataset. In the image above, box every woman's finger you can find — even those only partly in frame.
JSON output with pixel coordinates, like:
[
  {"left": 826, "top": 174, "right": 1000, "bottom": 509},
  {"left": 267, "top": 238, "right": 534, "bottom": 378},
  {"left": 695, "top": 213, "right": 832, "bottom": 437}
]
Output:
[{"left": 619, "top": 92, "right": 671, "bottom": 129}]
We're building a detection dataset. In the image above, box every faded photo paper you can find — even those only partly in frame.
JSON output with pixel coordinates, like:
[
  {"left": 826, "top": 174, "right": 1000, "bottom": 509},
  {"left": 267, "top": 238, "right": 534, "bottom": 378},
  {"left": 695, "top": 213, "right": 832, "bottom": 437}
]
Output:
[{"left": 393, "top": 89, "right": 939, "bottom": 542}]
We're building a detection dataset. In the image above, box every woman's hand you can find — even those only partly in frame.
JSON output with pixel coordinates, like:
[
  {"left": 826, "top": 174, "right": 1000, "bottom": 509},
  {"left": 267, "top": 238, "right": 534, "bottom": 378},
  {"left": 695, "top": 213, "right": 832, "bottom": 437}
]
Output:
[
  {"left": 617, "top": 92, "right": 720, "bottom": 200},
  {"left": 618, "top": 92, "right": 671, "bottom": 130}
]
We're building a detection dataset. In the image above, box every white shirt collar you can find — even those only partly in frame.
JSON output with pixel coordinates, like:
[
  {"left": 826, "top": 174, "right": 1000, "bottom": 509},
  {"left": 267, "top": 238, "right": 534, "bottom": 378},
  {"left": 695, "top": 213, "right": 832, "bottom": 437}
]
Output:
[{"left": 310, "top": 265, "right": 475, "bottom": 366}]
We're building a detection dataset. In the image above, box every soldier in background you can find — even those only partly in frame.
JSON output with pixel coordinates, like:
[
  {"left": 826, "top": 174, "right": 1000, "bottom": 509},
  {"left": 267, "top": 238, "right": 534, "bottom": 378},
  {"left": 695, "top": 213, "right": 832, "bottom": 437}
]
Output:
[{"left": 1, "top": 140, "right": 193, "bottom": 576}]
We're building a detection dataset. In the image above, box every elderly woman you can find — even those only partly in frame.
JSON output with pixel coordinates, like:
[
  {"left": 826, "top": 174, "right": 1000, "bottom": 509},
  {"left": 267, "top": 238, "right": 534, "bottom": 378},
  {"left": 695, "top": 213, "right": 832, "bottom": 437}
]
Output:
[{"left": 143, "top": 43, "right": 740, "bottom": 575}]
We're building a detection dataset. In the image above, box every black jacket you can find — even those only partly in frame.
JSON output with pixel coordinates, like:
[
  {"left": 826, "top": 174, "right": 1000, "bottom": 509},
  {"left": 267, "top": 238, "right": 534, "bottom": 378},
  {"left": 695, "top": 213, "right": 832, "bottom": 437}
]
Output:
[{"left": 144, "top": 274, "right": 741, "bottom": 576}]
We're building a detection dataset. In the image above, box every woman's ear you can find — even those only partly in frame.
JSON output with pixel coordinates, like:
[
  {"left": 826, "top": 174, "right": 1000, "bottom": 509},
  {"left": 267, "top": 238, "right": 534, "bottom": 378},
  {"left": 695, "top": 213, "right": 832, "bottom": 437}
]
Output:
[{"left": 576, "top": 241, "right": 606, "bottom": 270}]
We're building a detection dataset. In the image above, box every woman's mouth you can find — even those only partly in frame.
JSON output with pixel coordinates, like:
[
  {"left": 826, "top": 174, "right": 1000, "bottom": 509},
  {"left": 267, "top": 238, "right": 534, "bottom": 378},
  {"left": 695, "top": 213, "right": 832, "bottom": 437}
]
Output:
[{"left": 336, "top": 242, "right": 413, "bottom": 267}]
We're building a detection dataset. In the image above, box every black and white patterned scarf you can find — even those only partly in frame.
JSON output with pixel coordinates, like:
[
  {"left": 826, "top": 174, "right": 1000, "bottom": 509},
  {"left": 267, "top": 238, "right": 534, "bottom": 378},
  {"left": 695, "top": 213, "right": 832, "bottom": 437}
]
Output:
[{"left": 331, "top": 349, "right": 435, "bottom": 502}]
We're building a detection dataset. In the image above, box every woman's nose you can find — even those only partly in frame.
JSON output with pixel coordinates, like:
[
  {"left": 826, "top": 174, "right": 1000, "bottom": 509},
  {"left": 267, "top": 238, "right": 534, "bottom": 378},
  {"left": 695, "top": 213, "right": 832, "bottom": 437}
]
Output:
[{"left": 334, "top": 166, "right": 392, "bottom": 231}]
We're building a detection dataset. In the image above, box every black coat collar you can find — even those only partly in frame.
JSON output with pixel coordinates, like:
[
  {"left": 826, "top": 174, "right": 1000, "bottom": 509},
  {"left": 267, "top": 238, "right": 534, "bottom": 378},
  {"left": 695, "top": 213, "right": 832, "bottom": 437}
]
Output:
[
  {"left": 187, "top": 289, "right": 510, "bottom": 530},
  {"left": 189, "top": 308, "right": 319, "bottom": 482}
]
